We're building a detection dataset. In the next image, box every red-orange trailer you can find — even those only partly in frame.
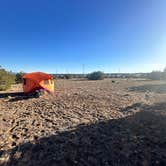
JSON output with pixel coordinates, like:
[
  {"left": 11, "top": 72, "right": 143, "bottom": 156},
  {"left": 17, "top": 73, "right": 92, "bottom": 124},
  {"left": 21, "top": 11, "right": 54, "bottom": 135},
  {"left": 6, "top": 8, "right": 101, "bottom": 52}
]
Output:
[{"left": 22, "top": 72, "right": 54, "bottom": 94}]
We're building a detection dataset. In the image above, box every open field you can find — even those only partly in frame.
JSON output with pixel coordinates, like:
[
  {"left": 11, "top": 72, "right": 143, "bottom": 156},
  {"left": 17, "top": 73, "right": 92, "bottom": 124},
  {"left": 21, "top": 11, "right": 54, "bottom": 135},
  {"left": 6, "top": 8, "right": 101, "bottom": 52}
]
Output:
[{"left": 0, "top": 79, "right": 166, "bottom": 166}]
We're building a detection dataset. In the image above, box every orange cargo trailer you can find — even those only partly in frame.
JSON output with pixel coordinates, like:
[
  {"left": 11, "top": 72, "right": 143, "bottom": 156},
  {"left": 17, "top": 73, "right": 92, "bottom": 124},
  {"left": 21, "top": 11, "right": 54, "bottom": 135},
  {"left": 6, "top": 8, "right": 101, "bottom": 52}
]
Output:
[{"left": 22, "top": 72, "right": 54, "bottom": 94}]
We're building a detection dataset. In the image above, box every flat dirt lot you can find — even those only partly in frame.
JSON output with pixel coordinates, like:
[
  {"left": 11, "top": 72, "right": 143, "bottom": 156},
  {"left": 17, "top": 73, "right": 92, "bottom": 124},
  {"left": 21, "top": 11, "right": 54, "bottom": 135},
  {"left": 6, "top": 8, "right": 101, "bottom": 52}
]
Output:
[{"left": 0, "top": 79, "right": 166, "bottom": 166}]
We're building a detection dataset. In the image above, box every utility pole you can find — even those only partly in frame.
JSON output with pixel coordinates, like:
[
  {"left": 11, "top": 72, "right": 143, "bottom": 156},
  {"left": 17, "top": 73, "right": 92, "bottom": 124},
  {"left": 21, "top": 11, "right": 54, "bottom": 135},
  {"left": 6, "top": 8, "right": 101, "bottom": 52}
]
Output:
[{"left": 82, "top": 64, "right": 85, "bottom": 77}]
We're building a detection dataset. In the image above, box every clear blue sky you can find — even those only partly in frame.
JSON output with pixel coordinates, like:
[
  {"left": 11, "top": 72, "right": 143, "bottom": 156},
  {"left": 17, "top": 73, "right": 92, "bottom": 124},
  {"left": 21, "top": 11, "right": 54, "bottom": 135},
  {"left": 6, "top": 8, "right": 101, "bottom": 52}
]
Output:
[{"left": 0, "top": 0, "right": 166, "bottom": 73}]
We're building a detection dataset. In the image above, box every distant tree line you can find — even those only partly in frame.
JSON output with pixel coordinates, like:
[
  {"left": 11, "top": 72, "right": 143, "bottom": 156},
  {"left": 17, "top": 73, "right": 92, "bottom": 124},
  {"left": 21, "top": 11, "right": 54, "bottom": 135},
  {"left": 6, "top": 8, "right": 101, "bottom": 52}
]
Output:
[
  {"left": 53, "top": 71, "right": 105, "bottom": 80},
  {"left": 52, "top": 74, "right": 87, "bottom": 79},
  {"left": 1, "top": 65, "right": 166, "bottom": 91},
  {"left": 18, "top": 68, "right": 166, "bottom": 81},
  {"left": 52, "top": 68, "right": 166, "bottom": 80}
]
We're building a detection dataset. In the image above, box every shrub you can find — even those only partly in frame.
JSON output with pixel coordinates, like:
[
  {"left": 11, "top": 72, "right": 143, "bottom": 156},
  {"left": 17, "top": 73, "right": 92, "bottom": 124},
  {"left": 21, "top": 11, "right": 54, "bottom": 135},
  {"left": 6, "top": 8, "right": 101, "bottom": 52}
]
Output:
[
  {"left": 147, "top": 71, "right": 163, "bottom": 80},
  {"left": 163, "top": 67, "right": 166, "bottom": 80},
  {"left": 164, "top": 67, "right": 166, "bottom": 73},
  {"left": 0, "top": 67, "right": 15, "bottom": 91},
  {"left": 87, "top": 71, "right": 105, "bottom": 80},
  {"left": 64, "top": 74, "right": 72, "bottom": 79}
]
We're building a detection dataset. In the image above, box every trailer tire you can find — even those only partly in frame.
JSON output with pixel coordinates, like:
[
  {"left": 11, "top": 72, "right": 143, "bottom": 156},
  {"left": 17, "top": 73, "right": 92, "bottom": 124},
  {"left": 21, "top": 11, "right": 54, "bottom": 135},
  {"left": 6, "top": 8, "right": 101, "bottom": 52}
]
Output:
[{"left": 34, "top": 91, "right": 40, "bottom": 98}]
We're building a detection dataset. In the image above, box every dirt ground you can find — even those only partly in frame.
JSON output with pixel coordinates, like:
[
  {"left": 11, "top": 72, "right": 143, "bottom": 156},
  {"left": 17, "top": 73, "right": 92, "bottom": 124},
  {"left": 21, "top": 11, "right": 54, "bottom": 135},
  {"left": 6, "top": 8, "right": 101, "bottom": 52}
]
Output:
[{"left": 0, "top": 79, "right": 166, "bottom": 166}]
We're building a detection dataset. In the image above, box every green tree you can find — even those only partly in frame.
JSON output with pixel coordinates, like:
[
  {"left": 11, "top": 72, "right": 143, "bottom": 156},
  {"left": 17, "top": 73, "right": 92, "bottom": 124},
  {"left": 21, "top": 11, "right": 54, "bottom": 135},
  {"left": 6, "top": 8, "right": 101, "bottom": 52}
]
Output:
[
  {"left": 0, "top": 67, "right": 15, "bottom": 90},
  {"left": 15, "top": 72, "right": 25, "bottom": 83}
]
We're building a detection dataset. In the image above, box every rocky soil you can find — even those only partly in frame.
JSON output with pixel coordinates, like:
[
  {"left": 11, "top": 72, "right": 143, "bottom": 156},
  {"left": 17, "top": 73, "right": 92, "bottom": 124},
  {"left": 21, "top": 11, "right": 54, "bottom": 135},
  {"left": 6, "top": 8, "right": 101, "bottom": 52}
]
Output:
[{"left": 0, "top": 79, "right": 166, "bottom": 166}]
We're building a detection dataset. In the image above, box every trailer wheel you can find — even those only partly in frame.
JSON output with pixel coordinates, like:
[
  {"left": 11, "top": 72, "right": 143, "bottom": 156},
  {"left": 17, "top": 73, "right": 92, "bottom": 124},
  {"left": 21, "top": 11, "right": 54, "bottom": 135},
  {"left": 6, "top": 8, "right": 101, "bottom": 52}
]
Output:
[{"left": 34, "top": 91, "right": 40, "bottom": 98}]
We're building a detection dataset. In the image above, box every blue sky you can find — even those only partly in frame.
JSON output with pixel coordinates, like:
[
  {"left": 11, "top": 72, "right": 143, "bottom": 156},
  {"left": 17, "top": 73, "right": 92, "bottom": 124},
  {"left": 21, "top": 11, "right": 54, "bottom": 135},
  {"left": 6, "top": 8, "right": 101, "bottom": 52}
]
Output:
[{"left": 0, "top": 0, "right": 166, "bottom": 73}]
